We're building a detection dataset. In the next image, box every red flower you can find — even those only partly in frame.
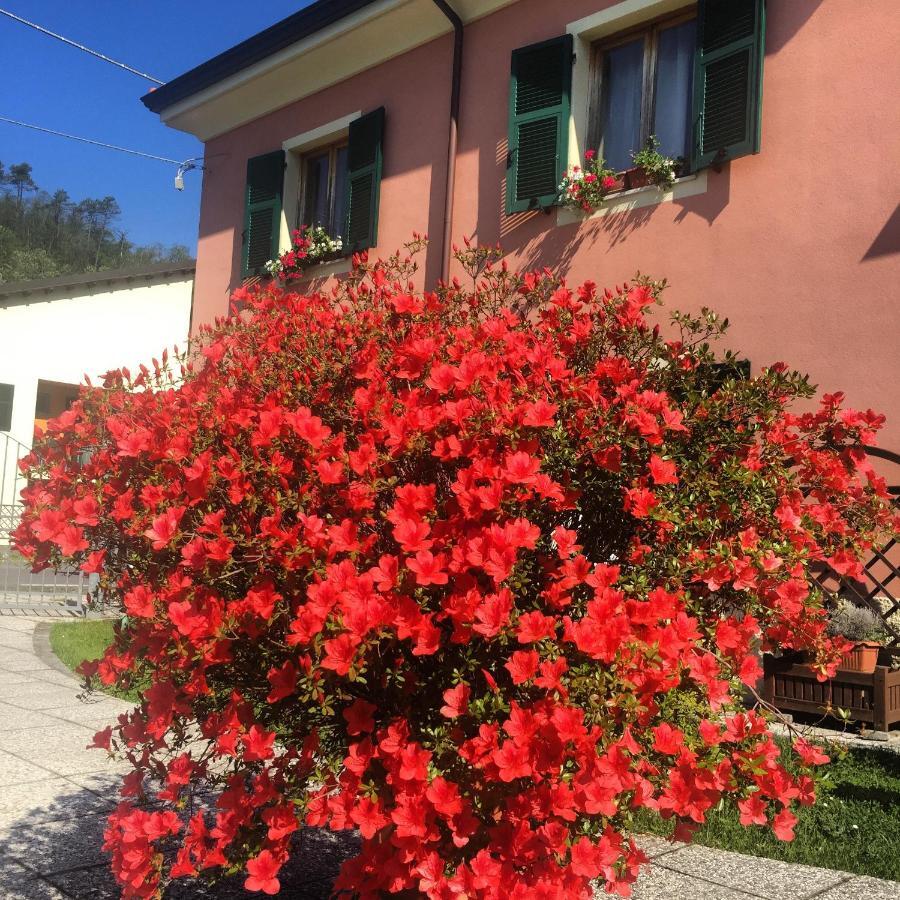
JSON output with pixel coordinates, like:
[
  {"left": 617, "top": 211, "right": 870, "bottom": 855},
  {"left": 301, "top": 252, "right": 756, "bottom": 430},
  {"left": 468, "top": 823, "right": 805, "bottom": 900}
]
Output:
[
  {"left": 407, "top": 550, "right": 448, "bottom": 586},
  {"left": 343, "top": 699, "right": 377, "bottom": 735},
  {"left": 773, "top": 808, "right": 798, "bottom": 842},
  {"left": 440, "top": 683, "right": 470, "bottom": 719},
  {"left": 244, "top": 850, "right": 282, "bottom": 895},
  {"left": 242, "top": 725, "right": 275, "bottom": 762}
]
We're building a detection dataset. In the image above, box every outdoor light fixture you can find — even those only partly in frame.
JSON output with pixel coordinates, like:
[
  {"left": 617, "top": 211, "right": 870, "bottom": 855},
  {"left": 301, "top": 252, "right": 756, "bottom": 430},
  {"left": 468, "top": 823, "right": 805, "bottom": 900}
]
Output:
[{"left": 174, "top": 158, "right": 204, "bottom": 191}]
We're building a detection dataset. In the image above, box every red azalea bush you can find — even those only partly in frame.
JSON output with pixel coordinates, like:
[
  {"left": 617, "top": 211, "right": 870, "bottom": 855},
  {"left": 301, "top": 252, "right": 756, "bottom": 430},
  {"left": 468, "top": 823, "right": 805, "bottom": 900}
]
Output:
[{"left": 13, "top": 239, "right": 898, "bottom": 899}]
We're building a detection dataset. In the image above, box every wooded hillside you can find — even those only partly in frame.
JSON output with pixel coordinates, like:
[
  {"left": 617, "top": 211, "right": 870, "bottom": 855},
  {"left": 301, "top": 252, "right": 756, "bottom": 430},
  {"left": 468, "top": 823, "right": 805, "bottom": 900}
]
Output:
[{"left": 0, "top": 160, "right": 190, "bottom": 284}]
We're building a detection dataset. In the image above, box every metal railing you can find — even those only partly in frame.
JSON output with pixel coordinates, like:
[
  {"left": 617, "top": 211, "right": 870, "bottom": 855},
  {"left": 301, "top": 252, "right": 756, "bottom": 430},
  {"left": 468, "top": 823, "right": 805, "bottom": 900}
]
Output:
[
  {"left": 0, "top": 431, "right": 30, "bottom": 546},
  {"left": 0, "top": 432, "right": 88, "bottom": 614}
]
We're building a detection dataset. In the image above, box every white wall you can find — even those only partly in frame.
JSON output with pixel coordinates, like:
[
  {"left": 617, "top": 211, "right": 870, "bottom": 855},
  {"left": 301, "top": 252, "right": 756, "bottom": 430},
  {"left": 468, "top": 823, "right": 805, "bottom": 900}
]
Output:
[{"left": 0, "top": 275, "right": 193, "bottom": 447}]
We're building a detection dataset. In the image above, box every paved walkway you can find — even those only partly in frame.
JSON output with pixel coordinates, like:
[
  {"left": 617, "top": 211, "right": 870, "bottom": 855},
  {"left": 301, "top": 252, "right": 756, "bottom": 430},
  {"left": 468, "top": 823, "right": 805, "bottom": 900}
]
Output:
[{"left": 1, "top": 616, "right": 899, "bottom": 900}]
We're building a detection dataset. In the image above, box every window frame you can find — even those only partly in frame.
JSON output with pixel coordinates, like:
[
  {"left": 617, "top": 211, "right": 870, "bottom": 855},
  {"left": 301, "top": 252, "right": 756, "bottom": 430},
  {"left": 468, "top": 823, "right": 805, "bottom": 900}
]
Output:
[
  {"left": 587, "top": 8, "right": 697, "bottom": 173},
  {"left": 297, "top": 140, "right": 349, "bottom": 241}
]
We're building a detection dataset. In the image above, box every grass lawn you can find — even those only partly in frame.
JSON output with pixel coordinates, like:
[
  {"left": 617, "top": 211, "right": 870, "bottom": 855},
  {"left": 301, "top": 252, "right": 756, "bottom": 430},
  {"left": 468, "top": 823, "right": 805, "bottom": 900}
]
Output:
[
  {"left": 636, "top": 744, "right": 900, "bottom": 881},
  {"left": 49, "top": 619, "right": 143, "bottom": 702}
]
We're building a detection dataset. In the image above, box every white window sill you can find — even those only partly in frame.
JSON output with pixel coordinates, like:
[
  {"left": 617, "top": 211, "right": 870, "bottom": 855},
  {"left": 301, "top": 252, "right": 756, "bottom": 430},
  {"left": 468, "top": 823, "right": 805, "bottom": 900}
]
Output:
[{"left": 556, "top": 170, "right": 708, "bottom": 227}]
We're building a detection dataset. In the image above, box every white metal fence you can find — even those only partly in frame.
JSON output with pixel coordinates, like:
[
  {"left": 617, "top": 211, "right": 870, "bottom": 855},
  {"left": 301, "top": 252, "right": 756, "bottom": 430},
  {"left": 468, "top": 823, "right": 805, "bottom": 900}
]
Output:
[{"left": 0, "top": 432, "right": 87, "bottom": 615}]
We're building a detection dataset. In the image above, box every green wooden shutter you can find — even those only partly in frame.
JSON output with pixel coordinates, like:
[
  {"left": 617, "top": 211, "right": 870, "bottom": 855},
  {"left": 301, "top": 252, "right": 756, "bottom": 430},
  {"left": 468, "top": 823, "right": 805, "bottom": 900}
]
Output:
[
  {"left": 691, "top": 0, "right": 765, "bottom": 171},
  {"left": 241, "top": 150, "right": 285, "bottom": 276},
  {"left": 344, "top": 107, "right": 385, "bottom": 253},
  {"left": 507, "top": 34, "right": 573, "bottom": 215},
  {"left": 0, "top": 384, "right": 13, "bottom": 432}
]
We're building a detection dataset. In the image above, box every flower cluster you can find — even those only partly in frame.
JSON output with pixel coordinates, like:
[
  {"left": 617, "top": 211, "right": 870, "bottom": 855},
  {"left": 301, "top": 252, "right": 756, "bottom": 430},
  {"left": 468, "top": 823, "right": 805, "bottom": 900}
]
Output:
[
  {"left": 265, "top": 225, "right": 344, "bottom": 279},
  {"left": 13, "top": 240, "right": 897, "bottom": 900},
  {"left": 631, "top": 136, "right": 679, "bottom": 190},
  {"left": 558, "top": 150, "right": 621, "bottom": 212}
]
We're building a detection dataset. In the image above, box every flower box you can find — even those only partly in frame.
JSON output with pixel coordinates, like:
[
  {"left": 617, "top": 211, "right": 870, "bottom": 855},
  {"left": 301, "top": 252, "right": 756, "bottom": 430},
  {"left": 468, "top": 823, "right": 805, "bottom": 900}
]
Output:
[
  {"left": 624, "top": 167, "right": 653, "bottom": 190},
  {"left": 839, "top": 641, "right": 882, "bottom": 674},
  {"left": 762, "top": 654, "right": 900, "bottom": 731}
]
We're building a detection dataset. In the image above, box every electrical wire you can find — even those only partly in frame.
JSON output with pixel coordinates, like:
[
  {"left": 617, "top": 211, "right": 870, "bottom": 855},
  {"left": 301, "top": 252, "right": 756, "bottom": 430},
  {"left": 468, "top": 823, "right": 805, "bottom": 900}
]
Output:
[
  {"left": 0, "top": 7, "right": 165, "bottom": 85},
  {"left": 0, "top": 115, "right": 184, "bottom": 165}
]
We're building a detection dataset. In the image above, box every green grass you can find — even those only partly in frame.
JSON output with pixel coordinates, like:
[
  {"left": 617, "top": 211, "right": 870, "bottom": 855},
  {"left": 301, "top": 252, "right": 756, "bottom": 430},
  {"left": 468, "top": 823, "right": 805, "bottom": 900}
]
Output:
[
  {"left": 636, "top": 745, "right": 900, "bottom": 881},
  {"left": 49, "top": 619, "right": 143, "bottom": 702}
]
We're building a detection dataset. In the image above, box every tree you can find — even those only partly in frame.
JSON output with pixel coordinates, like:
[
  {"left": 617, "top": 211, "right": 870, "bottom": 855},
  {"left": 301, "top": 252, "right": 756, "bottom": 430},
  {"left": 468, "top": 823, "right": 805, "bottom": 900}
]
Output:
[
  {"left": 0, "top": 159, "right": 189, "bottom": 280},
  {"left": 6, "top": 162, "right": 37, "bottom": 215},
  {"left": 13, "top": 242, "right": 898, "bottom": 900}
]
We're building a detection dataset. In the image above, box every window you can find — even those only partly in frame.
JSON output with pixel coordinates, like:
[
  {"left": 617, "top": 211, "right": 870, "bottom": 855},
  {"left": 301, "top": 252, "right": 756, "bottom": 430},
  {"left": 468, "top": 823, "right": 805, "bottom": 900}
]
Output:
[
  {"left": 299, "top": 143, "right": 349, "bottom": 238},
  {"left": 0, "top": 384, "right": 13, "bottom": 432},
  {"left": 594, "top": 13, "right": 697, "bottom": 173}
]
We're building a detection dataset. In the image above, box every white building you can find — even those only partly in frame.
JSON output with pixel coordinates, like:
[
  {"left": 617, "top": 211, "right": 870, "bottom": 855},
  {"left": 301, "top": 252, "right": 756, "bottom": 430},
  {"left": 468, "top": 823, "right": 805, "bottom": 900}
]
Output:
[{"left": 0, "top": 262, "right": 194, "bottom": 540}]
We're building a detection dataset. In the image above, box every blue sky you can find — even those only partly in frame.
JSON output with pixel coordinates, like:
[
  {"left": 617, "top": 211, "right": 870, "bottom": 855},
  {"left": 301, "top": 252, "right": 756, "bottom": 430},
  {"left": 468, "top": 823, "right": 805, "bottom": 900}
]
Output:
[{"left": 0, "top": 1, "right": 311, "bottom": 253}]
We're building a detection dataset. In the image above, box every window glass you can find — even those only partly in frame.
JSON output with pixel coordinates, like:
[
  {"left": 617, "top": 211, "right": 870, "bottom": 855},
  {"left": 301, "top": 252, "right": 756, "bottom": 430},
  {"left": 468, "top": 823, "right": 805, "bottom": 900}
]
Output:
[
  {"left": 653, "top": 19, "right": 696, "bottom": 161},
  {"left": 303, "top": 152, "right": 330, "bottom": 229},
  {"left": 601, "top": 37, "right": 644, "bottom": 172},
  {"left": 332, "top": 145, "right": 349, "bottom": 238},
  {"left": 301, "top": 146, "right": 349, "bottom": 239}
]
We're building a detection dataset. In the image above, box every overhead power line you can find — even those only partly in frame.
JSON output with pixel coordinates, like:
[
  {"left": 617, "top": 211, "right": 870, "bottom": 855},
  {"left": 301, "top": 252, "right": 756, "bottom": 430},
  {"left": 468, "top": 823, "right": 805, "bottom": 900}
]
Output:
[
  {"left": 0, "top": 116, "right": 183, "bottom": 164},
  {"left": 0, "top": 7, "right": 164, "bottom": 84}
]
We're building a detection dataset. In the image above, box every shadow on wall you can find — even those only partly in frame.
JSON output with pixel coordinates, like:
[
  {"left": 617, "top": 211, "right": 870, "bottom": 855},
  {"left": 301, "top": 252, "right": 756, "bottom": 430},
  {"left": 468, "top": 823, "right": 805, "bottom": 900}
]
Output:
[
  {"left": 0, "top": 772, "right": 358, "bottom": 899},
  {"left": 862, "top": 204, "right": 900, "bottom": 262},
  {"left": 500, "top": 165, "right": 732, "bottom": 283},
  {"left": 765, "top": 0, "right": 825, "bottom": 56}
]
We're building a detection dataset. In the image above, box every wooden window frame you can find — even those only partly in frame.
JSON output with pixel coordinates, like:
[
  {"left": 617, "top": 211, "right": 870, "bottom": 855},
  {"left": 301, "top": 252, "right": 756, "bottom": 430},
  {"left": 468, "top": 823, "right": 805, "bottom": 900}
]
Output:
[
  {"left": 297, "top": 141, "right": 349, "bottom": 241},
  {"left": 587, "top": 8, "right": 697, "bottom": 171}
]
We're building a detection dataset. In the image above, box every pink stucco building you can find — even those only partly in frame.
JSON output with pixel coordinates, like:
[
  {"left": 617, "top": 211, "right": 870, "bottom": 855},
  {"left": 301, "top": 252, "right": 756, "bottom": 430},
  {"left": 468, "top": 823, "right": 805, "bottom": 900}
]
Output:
[{"left": 143, "top": 0, "right": 900, "bottom": 446}]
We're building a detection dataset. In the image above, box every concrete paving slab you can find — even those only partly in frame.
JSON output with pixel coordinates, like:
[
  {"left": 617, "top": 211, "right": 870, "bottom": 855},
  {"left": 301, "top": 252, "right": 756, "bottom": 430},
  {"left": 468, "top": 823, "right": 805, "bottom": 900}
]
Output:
[
  {"left": 41, "top": 699, "right": 130, "bottom": 727},
  {"left": 659, "top": 844, "right": 846, "bottom": 899},
  {"left": 0, "top": 749, "right": 55, "bottom": 787},
  {"left": 9, "top": 747, "right": 131, "bottom": 779},
  {"left": 632, "top": 833, "right": 684, "bottom": 860},
  {"left": 0, "top": 859, "right": 66, "bottom": 900},
  {"left": 1, "top": 811, "right": 109, "bottom": 876},
  {"left": 0, "top": 724, "right": 96, "bottom": 756},
  {"left": 0, "top": 670, "right": 33, "bottom": 686},
  {"left": 0, "top": 619, "right": 43, "bottom": 632},
  {"left": 0, "top": 683, "right": 92, "bottom": 709},
  {"left": 44, "top": 864, "right": 119, "bottom": 900},
  {"left": 0, "top": 776, "right": 115, "bottom": 827},
  {"left": 814, "top": 876, "right": 900, "bottom": 900},
  {"left": 0, "top": 633, "right": 37, "bottom": 652},
  {"left": 0, "top": 703, "right": 72, "bottom": 731},
  {"left": 620, "top": 862, "right": 764, "bottom": 899},
  {"left": 28, "top": 669, "right": 84, "bottom": 688},
  {"left": 0, "top": 651, "right": 54, "bottom": 673}
]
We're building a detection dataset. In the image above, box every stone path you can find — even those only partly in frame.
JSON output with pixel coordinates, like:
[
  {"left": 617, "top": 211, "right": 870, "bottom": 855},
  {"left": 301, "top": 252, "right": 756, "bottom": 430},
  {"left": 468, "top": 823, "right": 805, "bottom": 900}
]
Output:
[{"left": 1, "top": 616, "right": 899, "bottom": 900}]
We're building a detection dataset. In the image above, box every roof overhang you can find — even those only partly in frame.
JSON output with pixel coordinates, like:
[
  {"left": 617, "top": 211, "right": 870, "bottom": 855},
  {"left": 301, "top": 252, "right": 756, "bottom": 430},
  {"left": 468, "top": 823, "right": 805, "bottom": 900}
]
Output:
[
  {"left": 0, "top": 262, "right": 195, "bottom": 306},
  {"left": 142, "top": 0, "right": 517, "bottom": 142}
]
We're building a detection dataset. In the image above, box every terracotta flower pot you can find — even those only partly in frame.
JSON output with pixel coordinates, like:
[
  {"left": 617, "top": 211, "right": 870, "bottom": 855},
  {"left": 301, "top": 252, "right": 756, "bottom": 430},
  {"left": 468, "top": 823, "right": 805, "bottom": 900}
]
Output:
[
  {"left": 838, "top": 641, "right": 881, "bottom": 673},
  {"left": 605, "top": 174, "right": 627, "bottom": 193},
  {"left": 624, "top": 167, "right": 652, "bottom": 190}
]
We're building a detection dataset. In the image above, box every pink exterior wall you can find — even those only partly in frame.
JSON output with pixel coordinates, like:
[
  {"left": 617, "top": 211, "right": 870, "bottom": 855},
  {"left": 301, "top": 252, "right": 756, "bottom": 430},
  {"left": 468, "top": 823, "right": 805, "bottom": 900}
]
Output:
[
  {"left": 194, "top": 36, "right": 453, "bottom": 326},
  {"left": 192, "top": 0, "right": 900, "bottom": 447}
]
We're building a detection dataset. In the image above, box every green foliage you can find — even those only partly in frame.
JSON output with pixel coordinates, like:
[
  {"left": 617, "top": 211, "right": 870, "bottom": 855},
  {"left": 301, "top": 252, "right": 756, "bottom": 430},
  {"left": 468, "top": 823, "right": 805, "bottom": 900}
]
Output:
[
  {"left": 827, "top": 601, "right": 888, "bottom": 644},
  {"left": 636, "top": 744, "right": 900, "bottom": 881},
  {"left": 632, "top": 136, "right": 679, "bottom": 190},
  {"left": 0, "top": 159, "right": 189, "bottom": 284}
]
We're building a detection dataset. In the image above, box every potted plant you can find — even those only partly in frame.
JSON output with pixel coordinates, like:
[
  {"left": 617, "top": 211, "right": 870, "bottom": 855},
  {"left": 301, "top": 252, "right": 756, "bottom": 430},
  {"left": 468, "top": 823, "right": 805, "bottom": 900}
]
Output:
[
  {"left": 827, "top": 601, "right": 887, "bottom": 673},
  {"left": 626, "top": 136, "right": 680, "bottom": 191},
  {"left": 558, "top": 150, "right": 623, "bottom": 212},
  {"left": 265, "top": 225, "right": 345, "bottom": 281}
]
